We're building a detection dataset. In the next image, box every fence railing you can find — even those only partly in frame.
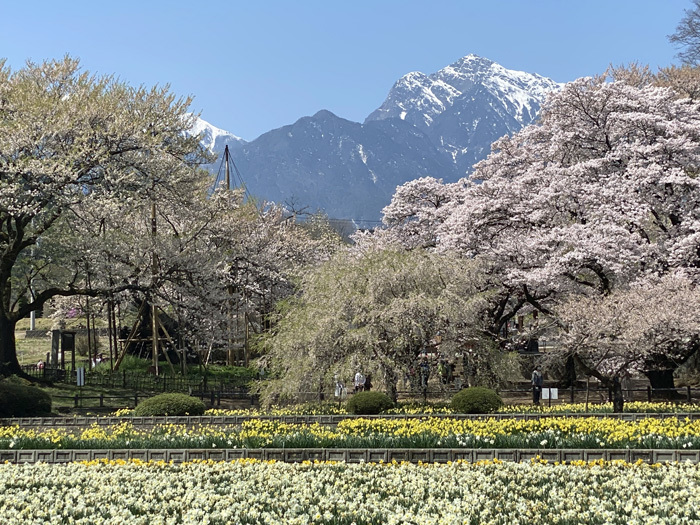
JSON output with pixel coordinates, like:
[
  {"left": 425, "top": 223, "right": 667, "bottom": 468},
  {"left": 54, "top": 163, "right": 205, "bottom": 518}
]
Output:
[
  {"left": 21, "top": 365, "right": 251, "bottom": 393},
  {"left": 276, "top": 385, "right": 700, "bottom": 407},
  {"left": 4, "top": 447, "right": 700, "bottom": 465},
  {"left": 20, "top": 365, "right": 700, "bottom": 409},
  {"left": 51, "top": 388, "right": 255, "bottom": 410},
  {"left": 498, "top": 385, "right": 700, "bottom": 406}
]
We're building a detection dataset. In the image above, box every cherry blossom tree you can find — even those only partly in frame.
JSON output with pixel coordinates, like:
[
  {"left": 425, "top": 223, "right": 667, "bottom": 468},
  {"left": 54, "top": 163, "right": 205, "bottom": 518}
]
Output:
[
  {"left": 444, "top": 77, "right": 700, "bottom": 388},
  {"left": 0, "top": 57, "right": 211, "bottom": 376},
  {"left": 356, "top": 177, "right": 533, "bottom": 346},
  {"left": 364, "top": 176, "right": 467, "bottom": 250},
  {"left": 441, "top": 76, "right": 700, "bottom": 293},
  {"left": 549, "top": 274, "right": 700, "bottom": 411},
  {"left": 165, "top": 196, "right": 342, "bottom": 364},
  {"left": 83, "top": 185, "right": 343, "bottom": 369},
  {"left": 370, "top": 75, "right": 700, "bottom": 390}
]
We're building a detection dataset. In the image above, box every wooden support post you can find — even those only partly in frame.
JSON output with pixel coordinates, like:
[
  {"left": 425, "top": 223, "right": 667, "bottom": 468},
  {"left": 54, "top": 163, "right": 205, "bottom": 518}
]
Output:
[
  {"left": 114, "top": 302, "right": 147, "bottom": 370},
  {"left": 151, "top": 300, "right": 159, "bottom": 377},
  {"left": 154, "top": 315, "right": 177, "bottom": 376},
  {"left": 151, "top": 196, "right": 159, "bottom": 376}
]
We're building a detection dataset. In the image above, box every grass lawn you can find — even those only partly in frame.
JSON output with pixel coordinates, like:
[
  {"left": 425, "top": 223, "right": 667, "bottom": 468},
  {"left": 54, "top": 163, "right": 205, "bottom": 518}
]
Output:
[
  {"left": 15, "top": 335, "right": 52, "bottom": 366},
  {"left": 39, "top": 383, "right": 139, "bottom": 414}
]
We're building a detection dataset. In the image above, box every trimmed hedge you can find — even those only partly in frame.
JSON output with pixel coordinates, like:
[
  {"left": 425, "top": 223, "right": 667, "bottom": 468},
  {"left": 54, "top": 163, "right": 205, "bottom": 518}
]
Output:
[
  {"left": 0, "top": 378, "right": 52, "bottom": 417},
  {"left": 346, "top": 391, "right": 394, "bottom": 415},
  {"left": 451, "top": 387, "right": 503, "bottom": 414},
  {"left": 133, "top": 393, "right": 206, "bottom": 417}
]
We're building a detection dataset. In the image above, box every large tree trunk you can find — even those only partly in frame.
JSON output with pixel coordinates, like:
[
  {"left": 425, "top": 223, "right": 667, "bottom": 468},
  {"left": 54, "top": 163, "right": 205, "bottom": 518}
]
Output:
[
  {"left": 573, "top": 354, "right": 625, "bottom": 411},
  {"left": 558, "top": 355, "right": 577, "bottom": 389},
  {"left": 382, "top": 365, "right": 399, "bottom": 403},
  {"left": 0, "top": 313, "right": 24, "bottom": 377},
  {"left": 643, "top": 369, "right": 681, "bottom": 398},
  {"left": 610, "top": 376, "right": 624, "bottom": 413}
]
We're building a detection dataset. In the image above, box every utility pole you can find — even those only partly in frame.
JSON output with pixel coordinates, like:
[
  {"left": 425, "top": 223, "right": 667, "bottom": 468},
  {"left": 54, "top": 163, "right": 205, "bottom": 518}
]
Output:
[
  {"left": 225, "top": 144, "right": 233, "bottom": 365},
  {"left": 224, "top": 145, "right": 231, "bottom": 190},
  {"left": 151, "top": 198, "right": 159, "bottom": 376}
]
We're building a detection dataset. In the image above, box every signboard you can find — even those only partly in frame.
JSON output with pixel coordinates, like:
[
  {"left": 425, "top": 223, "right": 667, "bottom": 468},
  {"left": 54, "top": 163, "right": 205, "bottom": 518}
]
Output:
[
  {"left": 542, "top": 387, "right": 558, "bottom": 400},
  {"left": 76, "top": 367, "right": 85, "bottom": 387}
]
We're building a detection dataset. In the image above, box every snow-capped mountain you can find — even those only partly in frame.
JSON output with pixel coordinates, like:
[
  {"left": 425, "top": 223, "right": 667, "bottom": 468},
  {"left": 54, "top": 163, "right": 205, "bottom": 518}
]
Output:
[
  {"left": 190, "top": 115, "right": 245, "bottom": 152},
  {"left": 200, "top": 55, "right": 560, "bottom": 221},
  {"left": 366, "top": 54, "right": 561, "bottom": 175},
  {"left": 370, "top": 54, "right": 558, "bottom": 128}
]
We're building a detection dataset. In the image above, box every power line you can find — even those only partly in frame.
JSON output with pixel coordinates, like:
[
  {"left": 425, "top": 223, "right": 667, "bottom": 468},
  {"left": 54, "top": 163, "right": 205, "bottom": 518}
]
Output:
[
  {"left": 212, "top": 144, "right": 255, "bottom": 203},
  {"left": 325, "top": 218, "right": 383, "bottom": 226}
]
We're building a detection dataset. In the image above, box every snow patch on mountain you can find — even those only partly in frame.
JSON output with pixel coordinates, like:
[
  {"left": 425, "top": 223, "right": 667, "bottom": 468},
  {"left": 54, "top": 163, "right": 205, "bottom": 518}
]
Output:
[{"left": 356, "top": 143, "right": 378, "bottom": 183}]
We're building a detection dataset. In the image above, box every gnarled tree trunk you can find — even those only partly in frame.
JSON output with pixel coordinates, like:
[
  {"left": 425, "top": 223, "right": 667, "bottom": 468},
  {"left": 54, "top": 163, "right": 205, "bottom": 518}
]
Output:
[
  {"left": 643, "top": 369, "right": 681, "bottom": 398},
  {"left": 0, "top": 312, "right": 23, "bottom": 377},
  {"left": 381, "top": 364, "right": 399, "bottom": 403},
  {"left": 610, "top": 376, "right": 624, "bottom": 413}
]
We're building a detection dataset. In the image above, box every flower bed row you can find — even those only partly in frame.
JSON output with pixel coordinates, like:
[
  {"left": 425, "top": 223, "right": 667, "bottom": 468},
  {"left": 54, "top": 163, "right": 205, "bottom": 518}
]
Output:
[
  {"left": 0, "top": 459, "right": 698, "bottom": 524},
  {"left": 3, "top": 416, "right": 700, "bottom": 450},
  {"left": 111, "top": 401, "right": 700, "bottom": 418},
  {"left": 209, "top": 400, "right": 700, "bottom": 416}
]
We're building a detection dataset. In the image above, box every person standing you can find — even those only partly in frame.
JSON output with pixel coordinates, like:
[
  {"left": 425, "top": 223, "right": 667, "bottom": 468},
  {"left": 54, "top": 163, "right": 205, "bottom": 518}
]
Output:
[
  {"left": 531, "top": 366, "right": 543, "bottom": 405},
  {"left": 354, "top": 371, "right": 366, "bottom": 393},
  {"left": 334, "top": 373, "right": 346, "bottom": 399},
  {"left": 419, "top": 359, "right": 430, "bottom": 389}
]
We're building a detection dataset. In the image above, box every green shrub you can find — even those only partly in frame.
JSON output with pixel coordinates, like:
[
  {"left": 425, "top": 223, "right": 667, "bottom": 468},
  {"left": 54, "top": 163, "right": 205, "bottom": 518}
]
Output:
[
  {"left": 450, "top": 387, "right": 503, "bottom": 414},
  {"left": 346, "top": 391, "right": 394, "bottom": 415},
  {"left": 133, "top": 393, "right": 205, "bottom": 416},
  {"left": 0, "top": 378, "right": 52, "bottom": 417}
]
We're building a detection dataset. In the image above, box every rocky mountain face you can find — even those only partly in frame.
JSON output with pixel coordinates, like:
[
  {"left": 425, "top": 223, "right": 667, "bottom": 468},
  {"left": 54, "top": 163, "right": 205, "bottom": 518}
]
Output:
[
  {"left": 202, "top": 55, "right": 560, "bottom": 222},
  {"left": 366, "top": 54, "right": 560, "bottom": 175},
  {"left": 224, "top": 111, "right": 456, "bottom": 222}
]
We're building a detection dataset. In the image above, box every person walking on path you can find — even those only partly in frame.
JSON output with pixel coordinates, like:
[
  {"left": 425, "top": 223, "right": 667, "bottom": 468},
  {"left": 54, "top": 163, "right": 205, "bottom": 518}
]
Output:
[{"left": 532, "top": 367, "right": 543, "bottom": 405}]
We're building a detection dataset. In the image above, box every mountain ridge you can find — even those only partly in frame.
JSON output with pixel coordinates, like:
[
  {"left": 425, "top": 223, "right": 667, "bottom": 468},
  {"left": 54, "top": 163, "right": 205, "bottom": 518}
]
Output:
[{"left": 197, "top": 54, "right": 560, "bottom": 221}]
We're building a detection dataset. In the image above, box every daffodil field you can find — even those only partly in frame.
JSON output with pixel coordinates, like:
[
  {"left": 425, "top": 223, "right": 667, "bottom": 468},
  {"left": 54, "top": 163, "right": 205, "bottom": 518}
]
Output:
[
  {"left": 4, "top": 402, "right": 700, "bottom": 523},
  {"left": 495, "top": 401, "right": 700, "bottom": 415},
  {"left": 200, "top": 401, "right": 700, "bottom": 417},
  {"left": 3, "top": 416, "right": 700, "bottom": 450},
  {"left": 0, "top": 458, "right": 698, "bottom": 524}
]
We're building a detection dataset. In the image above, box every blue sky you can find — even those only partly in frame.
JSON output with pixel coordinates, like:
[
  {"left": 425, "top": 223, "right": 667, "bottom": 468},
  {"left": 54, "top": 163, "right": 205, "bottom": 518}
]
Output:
[{"left": 0, "top": 0, "right": 690, "bottom": 140}]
